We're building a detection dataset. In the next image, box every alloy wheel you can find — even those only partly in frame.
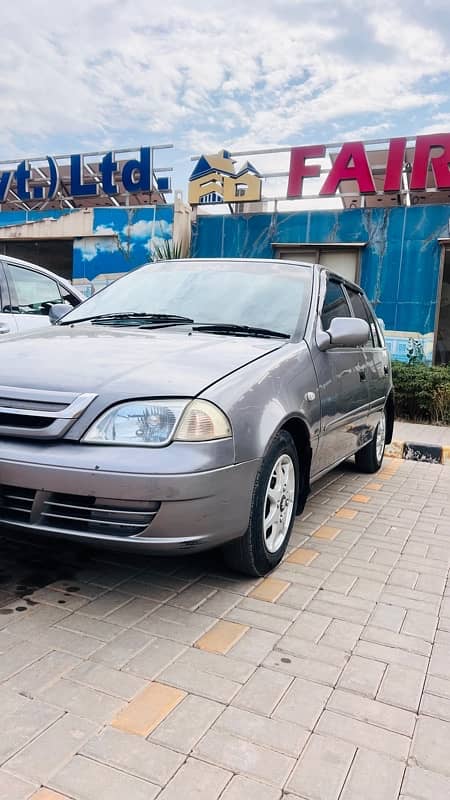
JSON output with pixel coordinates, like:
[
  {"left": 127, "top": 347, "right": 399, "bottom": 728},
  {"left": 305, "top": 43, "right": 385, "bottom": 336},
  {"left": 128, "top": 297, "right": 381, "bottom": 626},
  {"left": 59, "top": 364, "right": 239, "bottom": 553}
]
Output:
[
  {"left": 263, "top": 454, "right": 296, "bottom": 553},
  {"left": 376, "top": 414, "right": 386, "bottom": 463}
]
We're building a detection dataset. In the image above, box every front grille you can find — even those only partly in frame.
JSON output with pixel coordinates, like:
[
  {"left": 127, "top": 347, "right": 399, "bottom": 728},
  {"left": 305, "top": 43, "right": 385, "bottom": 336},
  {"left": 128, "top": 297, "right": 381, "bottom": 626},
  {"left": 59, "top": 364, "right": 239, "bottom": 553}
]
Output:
[
  {"left": 0, "top": 387, "right": 97, "bottom": 440},
  {"left": 0, "top": 484, "right": 159, "bottom": 538},
  {"left": 0, "top": 485, "right": 36, "bottom": 524},
  {"left": 0, "top": 412, "right": 52, "bottom": 429},
  {"left": 0, "top": 397, "right": 69, "bottom": 413}
]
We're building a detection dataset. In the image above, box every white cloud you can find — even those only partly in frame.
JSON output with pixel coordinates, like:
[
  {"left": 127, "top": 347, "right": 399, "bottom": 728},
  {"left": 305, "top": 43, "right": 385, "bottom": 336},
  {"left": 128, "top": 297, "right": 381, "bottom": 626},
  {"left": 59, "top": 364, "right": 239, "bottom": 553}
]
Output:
[
  {"left": 339, "top": 123, "right": 391, "bottom": 140},
  {"left": 74, "top": 236, "right": 118, "bottom": 262},
  {"left": 154, "top": 219, "right": 172, "bottom": 237},
  {"left": 125, "top": 219, "right": 155, "bottom": 239},
  {"left": 95, "top": 224, "right": 117, "bottom": 236},
  {"left": 419, "top": 114, "right": 450, "bottom": 135},
  {"left": 0, "top": 0, "right": 449, "bottom": 194},
  {"left": 124, "top": 217, "right": 172, "bottom": 240}
]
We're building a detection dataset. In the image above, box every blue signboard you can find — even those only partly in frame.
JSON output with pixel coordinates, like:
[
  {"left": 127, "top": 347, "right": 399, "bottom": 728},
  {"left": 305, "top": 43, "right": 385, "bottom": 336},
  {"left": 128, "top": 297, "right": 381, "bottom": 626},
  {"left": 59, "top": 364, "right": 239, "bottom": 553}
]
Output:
[{"left": 0, "top": 146, "right": 172, "bottom": 205}]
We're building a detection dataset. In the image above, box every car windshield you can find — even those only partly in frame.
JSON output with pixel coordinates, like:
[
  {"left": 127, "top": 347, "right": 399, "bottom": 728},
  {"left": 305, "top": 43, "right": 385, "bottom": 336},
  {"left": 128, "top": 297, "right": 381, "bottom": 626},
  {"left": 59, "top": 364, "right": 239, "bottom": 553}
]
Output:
[{"left": 61, "top": 260, "right": 313, "bottom": 337}]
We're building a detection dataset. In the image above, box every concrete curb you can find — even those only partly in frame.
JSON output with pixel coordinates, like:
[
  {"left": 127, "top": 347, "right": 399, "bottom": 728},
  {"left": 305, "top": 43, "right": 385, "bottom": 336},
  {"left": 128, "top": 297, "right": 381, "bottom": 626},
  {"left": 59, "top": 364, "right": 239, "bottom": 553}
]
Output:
[{"left": 386, "top": 440, "right": 450, "bottom": 465}]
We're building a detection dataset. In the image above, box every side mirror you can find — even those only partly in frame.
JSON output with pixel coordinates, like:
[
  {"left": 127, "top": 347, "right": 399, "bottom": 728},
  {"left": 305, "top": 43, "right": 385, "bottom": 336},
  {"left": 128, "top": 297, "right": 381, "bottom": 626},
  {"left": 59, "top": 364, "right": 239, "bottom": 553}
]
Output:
[
  {"left": 49, "top": 303, "right": 71, "bottom": 325},
  {"left": 318, "top": 317, "right": 370, "bottom": 351}
]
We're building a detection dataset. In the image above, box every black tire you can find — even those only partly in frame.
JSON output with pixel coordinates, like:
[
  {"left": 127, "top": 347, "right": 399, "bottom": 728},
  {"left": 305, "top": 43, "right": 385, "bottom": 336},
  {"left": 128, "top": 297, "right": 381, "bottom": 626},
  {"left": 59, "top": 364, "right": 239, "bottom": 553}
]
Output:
[
  {"left": 355, "top": 410, "right": 386, "bottom": 474},
  {"left": 223, "top": 430, "right": 300, "bottom": 576}
]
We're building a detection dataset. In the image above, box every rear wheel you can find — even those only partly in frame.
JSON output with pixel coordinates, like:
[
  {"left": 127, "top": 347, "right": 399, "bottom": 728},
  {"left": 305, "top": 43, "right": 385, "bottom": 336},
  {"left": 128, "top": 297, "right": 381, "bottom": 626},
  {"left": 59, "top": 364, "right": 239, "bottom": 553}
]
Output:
[
  {"left": 355, "top": 410, "right": 386, "bottom": 473},
  {"left": 223, "top": 430, "right": 299, "bottom": 576}
]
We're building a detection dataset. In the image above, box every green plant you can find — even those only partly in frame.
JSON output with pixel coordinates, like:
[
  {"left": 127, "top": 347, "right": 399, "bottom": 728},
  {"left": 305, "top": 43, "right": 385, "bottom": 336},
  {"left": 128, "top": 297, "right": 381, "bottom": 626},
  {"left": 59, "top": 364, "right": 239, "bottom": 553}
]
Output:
[
  {"left": 152, "top": 239, "right": 184, "bottom": 261},
  {"left": 392, "top": 361, "right": 450, "bottom": 424},
  {"left": 433, "top": 383, "right": 450, "bottom": 424}
]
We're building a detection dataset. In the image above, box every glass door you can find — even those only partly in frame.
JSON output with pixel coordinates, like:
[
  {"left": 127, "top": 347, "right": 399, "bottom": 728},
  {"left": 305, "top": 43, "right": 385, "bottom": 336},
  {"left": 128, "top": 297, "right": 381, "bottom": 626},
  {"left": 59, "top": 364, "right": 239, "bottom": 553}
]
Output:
[{"left": 435, "top": 248, "right": 450, "bottom": 365}]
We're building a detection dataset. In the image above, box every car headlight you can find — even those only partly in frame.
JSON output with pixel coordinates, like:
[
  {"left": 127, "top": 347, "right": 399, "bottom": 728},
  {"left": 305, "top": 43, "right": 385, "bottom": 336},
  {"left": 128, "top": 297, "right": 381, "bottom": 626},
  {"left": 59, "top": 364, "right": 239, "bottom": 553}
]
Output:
[{"left": 82, "top": 399, "right": 232, "bottom": 446}]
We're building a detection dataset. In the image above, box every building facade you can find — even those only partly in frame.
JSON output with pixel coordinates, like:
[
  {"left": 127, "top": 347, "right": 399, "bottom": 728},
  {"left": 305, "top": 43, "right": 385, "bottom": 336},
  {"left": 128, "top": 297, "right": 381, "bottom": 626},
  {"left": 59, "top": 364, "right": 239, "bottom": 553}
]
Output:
[
  {"left": 191, "top": 204, "right": 450, "bottom": 364},
  {"left": 189, "top": 136, "right": 450, "bottom": 365},
  {"left": 0, "top": 144, "right": 190, "bottom": 296},
  {"left": 0, "top": 204, "right": 176, "bottom": 296},
  {"left": 0, "top": 137, "right": 449, "bottom": 365}
]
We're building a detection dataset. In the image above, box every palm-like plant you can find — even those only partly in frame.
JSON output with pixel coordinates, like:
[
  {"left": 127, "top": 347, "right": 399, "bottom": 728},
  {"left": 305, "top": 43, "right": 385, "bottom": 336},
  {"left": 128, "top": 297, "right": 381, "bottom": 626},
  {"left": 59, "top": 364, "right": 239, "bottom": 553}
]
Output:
[{"left": 152, "top": 239, "right": 185, "bottom": 261}]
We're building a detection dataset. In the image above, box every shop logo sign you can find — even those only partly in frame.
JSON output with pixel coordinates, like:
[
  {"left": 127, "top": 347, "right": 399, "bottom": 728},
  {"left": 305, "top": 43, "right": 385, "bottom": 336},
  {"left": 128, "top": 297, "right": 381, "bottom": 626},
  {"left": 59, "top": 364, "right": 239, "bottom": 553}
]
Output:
[
  {"left": 0, "top": 156, "right": 61, "bottom": 203},
  {"left": 0, "top": 147, "right": 169, "bottom": 204},
  {"left": 189, "top": 150, "right": 262, "bottom": 204},
  {"left": 287, "top": 134, "right": 450, "bottom": 198}
]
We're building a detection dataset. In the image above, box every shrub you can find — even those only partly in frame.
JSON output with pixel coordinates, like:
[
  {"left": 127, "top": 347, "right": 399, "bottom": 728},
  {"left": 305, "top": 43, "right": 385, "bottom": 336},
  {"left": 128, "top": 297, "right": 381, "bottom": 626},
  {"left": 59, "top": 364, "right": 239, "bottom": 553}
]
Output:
[
  {"left": 392, "top": 361, "right": 450, "bottom": 425},
  {"left": 152, "top": 240, "right": 185, "bottom": 261}
]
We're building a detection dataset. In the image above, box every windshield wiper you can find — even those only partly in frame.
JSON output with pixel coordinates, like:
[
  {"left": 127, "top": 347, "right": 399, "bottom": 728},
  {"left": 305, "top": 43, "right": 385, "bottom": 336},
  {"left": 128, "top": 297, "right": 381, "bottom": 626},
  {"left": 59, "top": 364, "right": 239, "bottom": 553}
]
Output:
[
  {"left": 60, "top": 312, "right": 194, "bottom": 327},
  {"left": 192, "top": 323, "right": 290, "bottom": 339}
]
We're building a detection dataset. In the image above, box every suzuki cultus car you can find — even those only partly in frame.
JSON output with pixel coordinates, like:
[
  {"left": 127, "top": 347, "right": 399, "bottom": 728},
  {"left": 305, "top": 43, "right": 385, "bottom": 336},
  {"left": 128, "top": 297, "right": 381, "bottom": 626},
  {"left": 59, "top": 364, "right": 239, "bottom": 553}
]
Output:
[{"left": 0, "top": 259, "right": 393, "bottom": 575}]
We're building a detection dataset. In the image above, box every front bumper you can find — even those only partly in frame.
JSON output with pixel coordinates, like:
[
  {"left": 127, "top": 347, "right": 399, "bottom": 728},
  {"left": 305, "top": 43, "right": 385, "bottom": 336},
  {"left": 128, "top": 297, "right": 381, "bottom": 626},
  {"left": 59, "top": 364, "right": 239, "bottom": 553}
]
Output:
[{"left": 0, "top": 441, "right": 260, "bottom": 553}]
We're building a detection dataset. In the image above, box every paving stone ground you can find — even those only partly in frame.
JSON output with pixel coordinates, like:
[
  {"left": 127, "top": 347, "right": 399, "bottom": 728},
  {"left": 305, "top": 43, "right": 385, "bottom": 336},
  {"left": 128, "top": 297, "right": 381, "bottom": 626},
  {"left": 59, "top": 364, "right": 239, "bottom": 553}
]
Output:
[{"left": 0, "top": 456, "right": 449, "bottom": 799}]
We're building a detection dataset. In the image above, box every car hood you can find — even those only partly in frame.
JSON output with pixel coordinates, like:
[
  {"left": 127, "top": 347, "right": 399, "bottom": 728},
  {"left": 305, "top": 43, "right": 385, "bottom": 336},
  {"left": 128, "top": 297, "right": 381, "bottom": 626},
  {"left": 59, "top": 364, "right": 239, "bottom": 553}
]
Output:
[{"left": 0, "top": 324, "right": 283, "bottom": 397}]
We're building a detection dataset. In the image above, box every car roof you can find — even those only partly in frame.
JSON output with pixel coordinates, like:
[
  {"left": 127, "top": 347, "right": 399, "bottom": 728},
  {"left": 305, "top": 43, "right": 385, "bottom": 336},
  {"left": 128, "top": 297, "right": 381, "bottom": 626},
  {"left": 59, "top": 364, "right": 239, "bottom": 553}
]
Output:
[{"left": 0, "top": 255, "right": 84, "bottom": 299}]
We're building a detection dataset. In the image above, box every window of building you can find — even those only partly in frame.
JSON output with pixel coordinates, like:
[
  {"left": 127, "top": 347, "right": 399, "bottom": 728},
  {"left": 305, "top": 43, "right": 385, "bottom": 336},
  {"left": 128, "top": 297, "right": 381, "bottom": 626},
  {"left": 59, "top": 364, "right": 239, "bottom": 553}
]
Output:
[
  {"left": 278, "top": 249, "right": 317, "bottom": 264},
  {"left": 277, "top": 247, "right": 360, "bottom": 283}
]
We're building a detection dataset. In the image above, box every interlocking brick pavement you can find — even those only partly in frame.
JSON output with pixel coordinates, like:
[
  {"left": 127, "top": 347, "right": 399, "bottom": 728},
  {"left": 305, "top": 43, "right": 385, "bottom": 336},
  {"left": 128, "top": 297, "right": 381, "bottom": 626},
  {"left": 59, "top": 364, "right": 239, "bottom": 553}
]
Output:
[{"left": 0, "top": 457, "right": 449, "bottom": 798}]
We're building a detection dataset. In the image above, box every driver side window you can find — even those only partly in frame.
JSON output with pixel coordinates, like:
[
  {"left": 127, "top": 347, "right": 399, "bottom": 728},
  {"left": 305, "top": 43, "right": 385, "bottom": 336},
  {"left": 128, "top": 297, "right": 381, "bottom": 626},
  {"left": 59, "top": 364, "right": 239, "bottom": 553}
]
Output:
[
  {"left": 5, "top": 263, "right": 62, "bottom": 316},
  {"left": 321, "top": 280, "right": 351, "bottom": 331}
]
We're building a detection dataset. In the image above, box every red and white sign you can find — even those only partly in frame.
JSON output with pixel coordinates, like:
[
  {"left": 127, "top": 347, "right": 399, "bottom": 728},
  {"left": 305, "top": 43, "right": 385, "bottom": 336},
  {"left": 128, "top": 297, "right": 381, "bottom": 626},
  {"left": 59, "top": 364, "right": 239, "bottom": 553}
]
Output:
[{"left": 287, "top": 134, "right": 450, "bottom": 198}]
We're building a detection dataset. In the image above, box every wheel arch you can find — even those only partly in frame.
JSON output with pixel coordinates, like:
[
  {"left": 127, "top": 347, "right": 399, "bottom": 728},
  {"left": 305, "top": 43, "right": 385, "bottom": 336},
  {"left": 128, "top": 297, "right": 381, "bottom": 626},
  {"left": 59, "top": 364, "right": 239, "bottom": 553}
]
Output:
[
  {"left": 385, "top": 390, "right": 395, "bottom": 445},
  {"left": 273, "top": 415, "right": 312, "bottom": 515}
]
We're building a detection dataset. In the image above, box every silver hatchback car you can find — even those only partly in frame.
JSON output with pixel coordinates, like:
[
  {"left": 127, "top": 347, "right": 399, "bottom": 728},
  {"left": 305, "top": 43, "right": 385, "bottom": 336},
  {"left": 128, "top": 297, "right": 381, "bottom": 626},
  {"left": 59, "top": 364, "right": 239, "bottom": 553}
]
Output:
[{"left": 0, "top": 259, "right": 393, "bottom": 575}]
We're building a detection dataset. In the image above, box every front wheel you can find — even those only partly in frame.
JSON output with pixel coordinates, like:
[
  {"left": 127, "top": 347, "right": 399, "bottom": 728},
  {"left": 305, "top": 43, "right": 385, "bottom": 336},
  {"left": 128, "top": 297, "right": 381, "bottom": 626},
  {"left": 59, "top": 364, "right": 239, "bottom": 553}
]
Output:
[
  {"left": 223, "top": 430, "right": 299, "bottom": 576},
  {"left": 355, "top": 410, "right": 386, "bottom": 473}
]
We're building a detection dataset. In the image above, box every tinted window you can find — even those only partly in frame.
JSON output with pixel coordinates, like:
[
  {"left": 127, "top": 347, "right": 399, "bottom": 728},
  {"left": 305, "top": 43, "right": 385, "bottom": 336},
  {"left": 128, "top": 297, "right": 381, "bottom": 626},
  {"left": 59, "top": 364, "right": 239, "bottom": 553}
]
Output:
[
  {"left": 5, "top": 264, "right": 62, "bottom": 316},
  {"left": 321, "top": 280, "right": 351, "bottom": 330},
  {"left": 347, "top": 287, "right": 384, "bottom": 347},
  {"left": 346, "top": 288, "right": 374, "bottom": 347},
  {"left": 363, "top": 297, "right": 384, "bottom": 347}
]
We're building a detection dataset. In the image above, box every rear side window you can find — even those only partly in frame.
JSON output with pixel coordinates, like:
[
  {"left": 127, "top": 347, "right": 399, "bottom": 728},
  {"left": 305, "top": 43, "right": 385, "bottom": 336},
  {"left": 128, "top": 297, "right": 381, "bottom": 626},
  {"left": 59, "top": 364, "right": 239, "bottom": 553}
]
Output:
[
  {"left": 347, "top": 286, "right": 383, "bottom": 347},
  {"left": 321, "top": 280, "right": 351, "bottom": 330},
  {"left": 363, "top": 296, "right": 384, "bottom": 347},
  {"left": 345, "top": 287, "right": 375, "bottom": 346}
]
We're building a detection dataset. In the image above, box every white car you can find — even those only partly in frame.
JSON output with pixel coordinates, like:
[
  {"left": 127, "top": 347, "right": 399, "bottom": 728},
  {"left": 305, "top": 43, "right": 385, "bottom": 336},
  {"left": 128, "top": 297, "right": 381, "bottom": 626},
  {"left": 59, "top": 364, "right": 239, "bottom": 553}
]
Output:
[{"left": 0, "top": 256, "right": 84, "bottom": 336}]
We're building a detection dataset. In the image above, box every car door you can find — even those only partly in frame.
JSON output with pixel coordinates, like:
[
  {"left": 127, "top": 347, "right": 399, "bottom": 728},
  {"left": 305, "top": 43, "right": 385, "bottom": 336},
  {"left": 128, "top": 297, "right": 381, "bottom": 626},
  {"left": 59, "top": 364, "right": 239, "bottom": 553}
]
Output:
[
  {"left": 345, "top": 286, "right": 390, "bottom": 437},
  {"left": 3, "top": 261, "right": 66, "bottom": 334},
  {"left": 0, "top": 261, "right": 19, "bottom": 335},
  {"left": 311, "top": 273, "right": 371, "bottom": 476}
]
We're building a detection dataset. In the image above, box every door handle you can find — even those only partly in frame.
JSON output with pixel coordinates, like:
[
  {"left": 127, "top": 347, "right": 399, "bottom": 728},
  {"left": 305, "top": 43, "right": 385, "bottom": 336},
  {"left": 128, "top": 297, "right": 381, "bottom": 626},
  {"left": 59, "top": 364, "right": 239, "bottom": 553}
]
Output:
[
  {"left": 0, "top": 325, "right": 10, "bottom": 334},
  {"left": 358, "top": 369, "right": 367, "bottom": 382}
]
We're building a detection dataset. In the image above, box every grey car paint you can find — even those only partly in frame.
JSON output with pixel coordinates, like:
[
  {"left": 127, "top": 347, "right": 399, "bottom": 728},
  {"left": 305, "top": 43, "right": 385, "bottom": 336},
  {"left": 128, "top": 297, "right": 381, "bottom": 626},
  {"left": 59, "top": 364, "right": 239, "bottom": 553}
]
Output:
[{"left": 0, "top": 259, "right": 393, "bottom": 554}]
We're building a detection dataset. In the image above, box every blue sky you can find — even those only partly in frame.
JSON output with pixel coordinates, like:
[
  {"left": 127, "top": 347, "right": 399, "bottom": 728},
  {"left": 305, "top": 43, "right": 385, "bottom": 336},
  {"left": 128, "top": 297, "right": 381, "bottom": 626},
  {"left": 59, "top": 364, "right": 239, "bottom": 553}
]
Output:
[{"left": 2, "top": 0, "right": 450, "bottom": 199}]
